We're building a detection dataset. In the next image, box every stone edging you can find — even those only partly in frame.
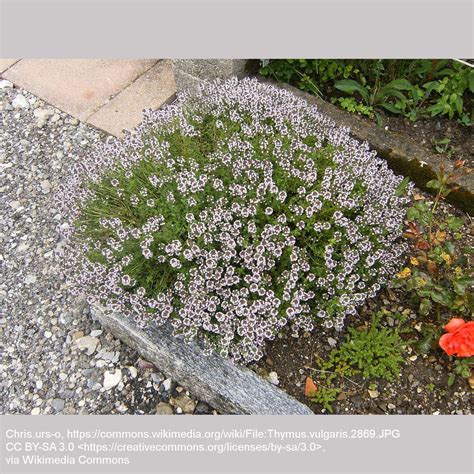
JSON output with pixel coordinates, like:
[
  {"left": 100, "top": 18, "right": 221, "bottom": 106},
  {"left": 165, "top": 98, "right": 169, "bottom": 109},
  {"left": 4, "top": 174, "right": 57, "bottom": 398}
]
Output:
[{"left": 92, "top": 305, "right": 314, "bottom": 415}]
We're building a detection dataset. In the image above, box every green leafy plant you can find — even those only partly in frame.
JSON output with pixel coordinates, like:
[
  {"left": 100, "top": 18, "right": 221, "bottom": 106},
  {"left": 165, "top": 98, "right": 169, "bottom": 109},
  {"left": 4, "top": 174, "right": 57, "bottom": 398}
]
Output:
[
  {"left": 259, "top": 59, "right": 473, "bottom": 125},
  {"left": 308, "top": 384, "right": 341, "bottom": 413},
  {"left": 433, "top": 138, "right": 458, "bottom": 159},
  {"left": 425, "top": 62, "right": 473, "bottom": 125},
  {"left": 394, "top": 161, "right": 473, "bottom": 353},
  {"left": 447, "top": 357, "right": 474, "bottom": 387},
  {"left": 324, "top": 312, "right": 407, "bottom": 380},
  {"left": 307, "top": 311, "right": 407, "bottom": 411},
  {"left": 426, "top": 382, "right": 435, "bottom": 391},
  {"left": 333, "top": 77, "right": 414, "bottom": 118},
  {"left": 259, "top": 59, "right": 323, "bottom": 96},
  {"left": 332, "top": 97, "right": 374, "bottom": 118},
  {"left": 259, "top": 59, "right": 355, "bottom": 95}
]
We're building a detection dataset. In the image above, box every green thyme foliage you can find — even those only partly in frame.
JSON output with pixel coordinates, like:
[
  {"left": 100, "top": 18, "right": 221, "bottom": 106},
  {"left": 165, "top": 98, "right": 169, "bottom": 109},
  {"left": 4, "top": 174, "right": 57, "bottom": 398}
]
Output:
[
  {"left": 77, "top": 114, "right": 342, "bottom": 303},
  {"left": 62, "top": 78, "right": 409, "bottom": 362}
]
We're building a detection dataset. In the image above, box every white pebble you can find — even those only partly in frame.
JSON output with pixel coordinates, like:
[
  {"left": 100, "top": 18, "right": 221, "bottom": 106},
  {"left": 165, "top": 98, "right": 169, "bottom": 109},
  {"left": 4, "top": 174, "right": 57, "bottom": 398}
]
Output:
[
  {"left": 0, "top": 79, "right": 13, "bottom": 89},
  {"left": 12, "top": 94, "right": 29, "bottom": 109},
  {"left": 103, "top": 369, "right": 122, "bottom": 390},
  {"left": 267, "top": 371, "right": 279, "bottom": 386},
  {"left": 162, "top": 378, "right": 172, "bottom": 391}
]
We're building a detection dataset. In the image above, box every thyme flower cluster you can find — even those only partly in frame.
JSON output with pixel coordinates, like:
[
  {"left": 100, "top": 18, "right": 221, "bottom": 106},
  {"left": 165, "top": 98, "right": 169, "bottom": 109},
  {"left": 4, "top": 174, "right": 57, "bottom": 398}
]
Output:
[{"left": 56, "top": 77, "right": 410, "bottom": 363}]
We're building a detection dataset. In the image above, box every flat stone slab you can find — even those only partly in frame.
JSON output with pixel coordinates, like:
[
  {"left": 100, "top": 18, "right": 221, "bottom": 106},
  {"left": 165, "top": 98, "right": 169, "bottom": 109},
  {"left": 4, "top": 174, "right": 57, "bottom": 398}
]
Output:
[
  {"left": 88, "top": 60, "right": 175, "bottom": 137},
  {"left": 0, "top": 59, "right": 19, "bottom": 74},
  {"left": 3, "top": 59, "right": 158, "bottom": 121},
  {"left": 92, "top": 306, "right": 313, "bottom": 415}
]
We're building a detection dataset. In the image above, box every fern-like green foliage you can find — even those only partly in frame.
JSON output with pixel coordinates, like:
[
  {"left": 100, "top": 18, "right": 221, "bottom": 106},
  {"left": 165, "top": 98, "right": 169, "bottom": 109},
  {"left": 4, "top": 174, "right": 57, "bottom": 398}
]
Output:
[
  {"left": 308, "top": 312, "right": 407, "bottom": 411},
  {"left": 325, "top": 312, "right": 406, "bottom": 381}
]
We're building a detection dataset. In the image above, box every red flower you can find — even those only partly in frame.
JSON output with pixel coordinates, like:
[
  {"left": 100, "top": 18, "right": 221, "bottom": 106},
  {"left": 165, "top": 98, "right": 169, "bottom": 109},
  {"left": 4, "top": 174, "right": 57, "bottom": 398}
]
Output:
[
  {"left": 444, "top": 318, "right": 465, "bottom": 333},
  {"left": 439, "top": 318, "right": 474, "bottom": 358}
]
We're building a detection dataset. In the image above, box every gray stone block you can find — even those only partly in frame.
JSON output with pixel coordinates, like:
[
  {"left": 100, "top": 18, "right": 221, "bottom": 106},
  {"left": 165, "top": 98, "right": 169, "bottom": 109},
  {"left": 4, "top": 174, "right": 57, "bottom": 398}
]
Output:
[
  {"left": 92, "top": 305, "right": 313, "bottom": 415},
  {"left": 173, "top": 59, "right": 248, "bottom": 94},
  {"left": 173, "top": 69, "right": 206, "bottom": 95}
]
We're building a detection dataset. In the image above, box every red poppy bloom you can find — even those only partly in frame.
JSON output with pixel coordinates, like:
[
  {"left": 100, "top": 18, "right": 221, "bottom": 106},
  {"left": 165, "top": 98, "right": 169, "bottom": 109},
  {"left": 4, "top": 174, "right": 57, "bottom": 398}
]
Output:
[{"left": 439, "top": 318, "right": 474, "bottom": 358}]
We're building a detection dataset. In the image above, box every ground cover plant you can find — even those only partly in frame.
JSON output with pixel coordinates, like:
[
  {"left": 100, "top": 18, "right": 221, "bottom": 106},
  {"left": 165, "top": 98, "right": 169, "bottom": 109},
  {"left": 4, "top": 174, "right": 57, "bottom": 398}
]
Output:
[
  {"left": 57, "top": 77, "right": 411, "bottom": 365},
  {"left": 259, "top": 59, "right": 473, "bottom": 125},
  {"left": 304, "top": 310, "right": 409, "bottom": 412}
]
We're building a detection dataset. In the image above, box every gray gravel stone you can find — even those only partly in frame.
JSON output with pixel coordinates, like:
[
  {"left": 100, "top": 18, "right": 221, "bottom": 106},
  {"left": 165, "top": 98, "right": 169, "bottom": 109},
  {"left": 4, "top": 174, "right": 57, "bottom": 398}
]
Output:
[
  {"left": 327, "top": 337, "right": 338, "bottom": 348},
  {"left": 51, "top": 398, "right": 65, "bottom": 412},
  {"left": 33, "top": 107, "right": 52, "bottom": 120},
  {"left": 75, "top": 335, "right": 99, "bottom": 355},
  {"left": 194, "top": 401, "right": 212, "bottom": 415},
  {"left": 40, "top": 179, "right": 51, "bottom": 194},
  {"left": 156, "top": 402, "right": 173, "bottom": 415},
  {"left": 0, "top": 85, "right": 207, "bottom": 415}
]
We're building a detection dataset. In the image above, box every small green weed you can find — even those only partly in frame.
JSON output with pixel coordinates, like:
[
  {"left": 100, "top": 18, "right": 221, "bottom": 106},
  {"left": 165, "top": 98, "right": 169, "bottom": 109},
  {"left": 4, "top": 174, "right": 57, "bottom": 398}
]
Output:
[
  {"left": 307, "top": 311, "right": 408, "bottom": 411},
  {"left": 448, "top": 357, "right": 474, "bottom": 387},
  {"left": 432, "top": 138, "right": 458, "bottom": 159}
]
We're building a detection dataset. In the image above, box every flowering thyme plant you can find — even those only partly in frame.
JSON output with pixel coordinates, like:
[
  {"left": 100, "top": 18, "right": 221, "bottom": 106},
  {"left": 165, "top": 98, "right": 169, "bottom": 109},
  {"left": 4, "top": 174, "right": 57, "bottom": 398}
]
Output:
[{"left": 56, "top": 78, "right": 410, "bottom": 363}]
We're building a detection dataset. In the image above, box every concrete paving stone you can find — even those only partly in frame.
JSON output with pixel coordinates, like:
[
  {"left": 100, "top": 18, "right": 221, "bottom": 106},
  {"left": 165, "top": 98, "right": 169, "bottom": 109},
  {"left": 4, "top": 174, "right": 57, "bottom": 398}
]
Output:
[
  {"left": 3, "top": 59, "right": 158, "bottom": 120},
  {"left": 0, "top": 59, "right": 20, "bottom": 74},
  {"left": 88, "top": 60, "right": 176, "bottom": 137}
]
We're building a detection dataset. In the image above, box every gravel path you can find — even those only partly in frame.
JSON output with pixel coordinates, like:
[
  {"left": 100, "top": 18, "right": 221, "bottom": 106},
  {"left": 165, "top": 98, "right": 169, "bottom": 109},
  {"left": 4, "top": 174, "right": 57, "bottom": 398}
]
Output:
[{"left": 0, "top": 81, "right": 213, "bottom": 415}]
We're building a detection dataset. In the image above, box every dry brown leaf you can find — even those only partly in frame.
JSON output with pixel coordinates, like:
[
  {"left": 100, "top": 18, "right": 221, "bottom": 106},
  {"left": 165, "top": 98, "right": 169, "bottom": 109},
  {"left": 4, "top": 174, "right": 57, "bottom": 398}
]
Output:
[{"left": 305, "top": 377, "right": 318, "bottom": 398}]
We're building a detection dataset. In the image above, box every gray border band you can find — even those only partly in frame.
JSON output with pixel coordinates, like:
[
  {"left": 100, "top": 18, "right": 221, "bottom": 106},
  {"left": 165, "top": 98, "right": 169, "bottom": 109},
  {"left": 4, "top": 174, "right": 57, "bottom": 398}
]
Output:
[
  {"left": 1, "top": 0, "right": 473, "bottom": 58},
  {"left": 1, "top": 415, "right": 473, "bottom": 473}
]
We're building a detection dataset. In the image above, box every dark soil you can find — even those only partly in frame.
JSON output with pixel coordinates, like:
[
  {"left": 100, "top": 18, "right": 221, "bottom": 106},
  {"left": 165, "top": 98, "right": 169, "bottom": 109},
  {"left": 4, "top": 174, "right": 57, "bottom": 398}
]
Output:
[
  {"left": 254, "top": 195, "right": 473, "bottom": 415},
  {"left": 361, "top": 111, "right": 473, "bottom": 167}
]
